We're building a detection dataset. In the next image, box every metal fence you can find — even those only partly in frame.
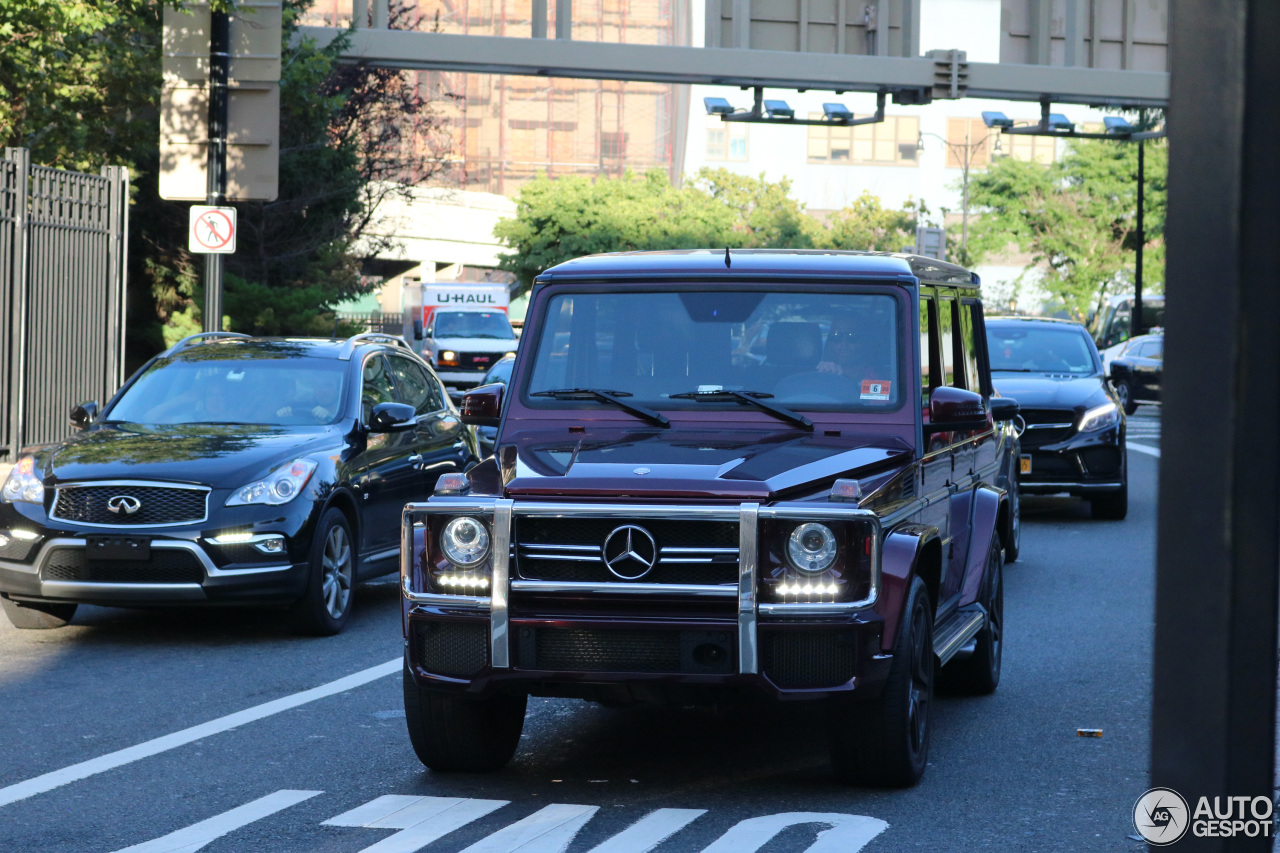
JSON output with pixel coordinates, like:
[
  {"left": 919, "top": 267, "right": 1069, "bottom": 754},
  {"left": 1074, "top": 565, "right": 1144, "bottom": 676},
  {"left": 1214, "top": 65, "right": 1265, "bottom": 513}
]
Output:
[
  {"left": 336, "top": 311, "right": 406, "bottom": 337},
  {"left": 0, "top": 148, "right": 129, "bottom": 460}
]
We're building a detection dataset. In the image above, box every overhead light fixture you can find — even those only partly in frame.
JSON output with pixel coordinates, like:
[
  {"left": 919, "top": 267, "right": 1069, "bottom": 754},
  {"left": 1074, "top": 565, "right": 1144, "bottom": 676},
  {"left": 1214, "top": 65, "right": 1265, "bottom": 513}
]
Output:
[
  {"left": 763, "top": 99, "right": 794, "bottom": 120},
  {"left": 982, "top": 111, "right": 1013, "bottom": 129},
  {"left": 1104, "top": 116, "right": 1138, "bottom": 135},
  {"left": 703, "top": 97, "right": 734, "bottom": 116},
  {"left": 1047, "top": 113, "right": 1075, "bottom": 132},
  {"left": 915, "top": 131, "right": 925, "bottom": 152},
  {"left": 822, "top": 102, "right": 854, "bottom": 122},
  {"left": 993, "top": 134, "right": 1003, "bottom": 153}
]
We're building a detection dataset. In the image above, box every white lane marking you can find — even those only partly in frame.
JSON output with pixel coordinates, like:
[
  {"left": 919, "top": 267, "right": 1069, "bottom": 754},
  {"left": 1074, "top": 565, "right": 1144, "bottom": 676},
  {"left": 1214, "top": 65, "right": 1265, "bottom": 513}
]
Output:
[
  {"left": 459, "top": 803, "right": 599, "bottom": 853},
  {"left": 324, "top": 795, "right": 509, "bottom": 853},
  {"left": 585, "top": 808, "right": 707, "bottom": 853},
  {"left": 701, "top": 812, "right": 888, "bottom": 853},
  {"left": 0, "top": 657, "right": 400, "bottom": 808},
  {"left": 1127, "top": 442, "right": 1161, "bottom": 458},
  {"left": 112, "top": 789, "right": 321, "bottom": 853}
]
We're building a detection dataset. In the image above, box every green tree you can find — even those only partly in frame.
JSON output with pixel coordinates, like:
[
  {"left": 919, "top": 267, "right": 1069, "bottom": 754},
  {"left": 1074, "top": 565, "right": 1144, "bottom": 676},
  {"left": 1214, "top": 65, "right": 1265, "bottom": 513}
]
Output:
[
  {"left": 817, "top": 191, "right": 933, "bottom": 252},
  {"left": 966, "top": 137, "right": 1167, "bottom": 319}
]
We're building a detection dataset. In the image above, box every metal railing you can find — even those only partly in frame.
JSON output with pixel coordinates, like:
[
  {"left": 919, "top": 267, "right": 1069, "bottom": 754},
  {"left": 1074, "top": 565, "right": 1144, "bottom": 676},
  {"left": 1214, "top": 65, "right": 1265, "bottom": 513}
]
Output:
[{"left": 0, "top": 148, "right": 129, "bottom": 459}]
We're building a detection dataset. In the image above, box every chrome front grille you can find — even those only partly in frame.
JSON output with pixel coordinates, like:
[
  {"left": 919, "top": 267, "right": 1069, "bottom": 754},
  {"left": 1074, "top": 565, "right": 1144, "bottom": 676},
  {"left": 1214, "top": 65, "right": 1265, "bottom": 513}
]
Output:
[
  {"left": 514, "top": 517, "right": 739, "bottom": 585},
  {"left": 51, "top": 482, "right": 210, "bottom": 527},
  {"left": 1019, "top": 410, "right": 1077, "bottom": 448}
]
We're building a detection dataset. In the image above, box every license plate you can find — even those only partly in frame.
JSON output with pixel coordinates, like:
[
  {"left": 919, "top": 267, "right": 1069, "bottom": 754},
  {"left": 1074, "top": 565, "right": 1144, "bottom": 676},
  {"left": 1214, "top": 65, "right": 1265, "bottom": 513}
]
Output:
[
  {"left": 86, "top": 535, "right": 151, "bottom": 561},
  {"left": 1019, "top": 455, "right": 1033, "bottom": 474}
]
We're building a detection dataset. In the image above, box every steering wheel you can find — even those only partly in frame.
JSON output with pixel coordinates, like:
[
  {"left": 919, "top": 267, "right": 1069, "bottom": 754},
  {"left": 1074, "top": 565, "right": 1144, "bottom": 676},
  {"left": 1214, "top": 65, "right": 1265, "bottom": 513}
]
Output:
[{"left": 772, "top": 371, "right": 861, "bottom": 404}]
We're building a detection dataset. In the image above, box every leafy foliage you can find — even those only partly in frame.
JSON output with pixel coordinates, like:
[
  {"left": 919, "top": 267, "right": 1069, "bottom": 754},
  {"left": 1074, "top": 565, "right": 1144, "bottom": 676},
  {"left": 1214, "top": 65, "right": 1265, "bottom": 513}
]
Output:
[
  {"left": 495, "top": 169, "right": 936, "bottom": 294},
  {"left": 965, "top": 137, "right": 1167, "bottom": 319}
]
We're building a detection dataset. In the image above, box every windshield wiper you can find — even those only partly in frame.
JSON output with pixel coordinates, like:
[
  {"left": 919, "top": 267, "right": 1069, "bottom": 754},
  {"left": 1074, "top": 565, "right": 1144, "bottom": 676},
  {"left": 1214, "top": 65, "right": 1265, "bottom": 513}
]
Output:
[
  {"left": 530, "top": 388, "right": 670, "bottom": 427},
  {"left": 669, "top": 389, "right": 813, "bottom": 430},
  {"left": 991, "top": 368, "right": 1035, "bottom": 372}
]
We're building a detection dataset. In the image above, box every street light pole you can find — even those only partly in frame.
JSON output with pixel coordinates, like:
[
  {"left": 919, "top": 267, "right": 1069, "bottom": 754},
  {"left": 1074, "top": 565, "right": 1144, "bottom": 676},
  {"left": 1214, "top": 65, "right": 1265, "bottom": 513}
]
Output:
[
  {"left": 918, "top": 127, "right": 996, "bottom": 264},
  {"left": 1133, "top": 139, "right": 1145, "bottom": 337}
]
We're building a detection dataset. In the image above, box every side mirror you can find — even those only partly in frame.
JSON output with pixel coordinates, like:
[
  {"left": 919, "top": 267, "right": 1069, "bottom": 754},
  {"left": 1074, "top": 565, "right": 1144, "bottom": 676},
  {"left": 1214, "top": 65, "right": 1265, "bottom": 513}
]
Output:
[
  {"left": 989, "top": 396, "right": 1020, "bottom": 422},
  {"left": 368, "top": 402, "right": 417, "bottom": 433},
  {"left": 412, "top": 318, "right": 424, "bottom": 341},
  {"left": 925, "top": 386, "right": 988, "bottom": 432},
  {"left": 461, "top": 383, "right": 504, "bottom": 427},
  {"left": 69, "top": 401, "right": 98, "bottom": 430}
]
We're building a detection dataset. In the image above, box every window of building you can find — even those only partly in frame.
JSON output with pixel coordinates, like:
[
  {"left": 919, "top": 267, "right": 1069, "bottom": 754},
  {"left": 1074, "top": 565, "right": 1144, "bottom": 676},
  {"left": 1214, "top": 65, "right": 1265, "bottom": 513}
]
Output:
[
  {"left": 706, "top": 119, "right": 748, "bottom": 161},
  {"left": 601, "top": 131, "right": 627, "bottom": 160},
  {"left": 944, "top": 117, "right": 1059, "bottom": 167},
  {"left": 807, "top": 115, "right": 919, "bottom": 165}
]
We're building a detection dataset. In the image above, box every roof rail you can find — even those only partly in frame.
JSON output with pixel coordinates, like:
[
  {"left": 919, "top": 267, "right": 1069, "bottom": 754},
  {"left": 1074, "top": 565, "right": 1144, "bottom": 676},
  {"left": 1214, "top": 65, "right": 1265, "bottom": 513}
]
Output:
[
  {"left": 162, "top": 331, "right": 251, "bottom": 357},
  {"left": 338, "top": 332, "right": 412, "bottom": 360}
]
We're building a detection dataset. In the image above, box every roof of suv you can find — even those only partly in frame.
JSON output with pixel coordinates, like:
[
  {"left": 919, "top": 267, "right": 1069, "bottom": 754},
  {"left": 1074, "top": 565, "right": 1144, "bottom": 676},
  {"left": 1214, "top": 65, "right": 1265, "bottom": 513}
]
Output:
[
  {"left": 537, "top": 249, "right": 978, "bottom": 286},
  {"left": 159, "top": 333, "right": 413, "bottom": 362}
]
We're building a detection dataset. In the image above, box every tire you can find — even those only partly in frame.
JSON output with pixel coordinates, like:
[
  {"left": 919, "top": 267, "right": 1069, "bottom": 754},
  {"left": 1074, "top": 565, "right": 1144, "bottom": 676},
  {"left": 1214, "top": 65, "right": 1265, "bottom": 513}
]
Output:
[
  {"left": 829, "top": 575, "right": 934, "bottom": 787},
  {"left": 403, "top": 664, "right": 526, "bottom": 771},
  {"left": 1091, "top": 477, "right": 1129, "bottom": 520},
  {"left": 1003, "top": 480, "right": 1021, "bottom": 564},
  {"left": 1, "top": 597, "right": 76, "bottom": 629},
  {"left": 1115, "top": 379, "right": 1138, "bottom": 416},
  {"left": 289, "top": 508, "right": 356, "bottom": 636},
  {"left": 941, "top": 537, "right": 1003, "bottom": 695}
]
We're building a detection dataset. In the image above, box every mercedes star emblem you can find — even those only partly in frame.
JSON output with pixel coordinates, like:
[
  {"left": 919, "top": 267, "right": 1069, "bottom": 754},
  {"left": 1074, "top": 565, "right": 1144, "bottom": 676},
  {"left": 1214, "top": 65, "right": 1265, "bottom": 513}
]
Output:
[
  {"left": 105, "top": 495, "right": 142, "bottom": 515},
  {"left": 602, "top": 524, "right": 657, "bottom": 580}
]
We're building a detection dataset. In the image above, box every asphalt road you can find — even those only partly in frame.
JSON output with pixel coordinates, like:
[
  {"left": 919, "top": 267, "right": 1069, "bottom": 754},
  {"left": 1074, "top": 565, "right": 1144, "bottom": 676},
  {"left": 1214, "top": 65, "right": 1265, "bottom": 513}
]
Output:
[{"left": 0, "top": 410, "right": 1164, "bottom": 852}]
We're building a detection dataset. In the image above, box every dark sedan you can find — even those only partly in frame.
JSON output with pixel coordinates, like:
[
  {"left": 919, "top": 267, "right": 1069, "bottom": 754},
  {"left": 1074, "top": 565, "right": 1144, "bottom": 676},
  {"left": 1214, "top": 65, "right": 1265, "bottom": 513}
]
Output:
[
  {"left": 0, "top": 333, "right": 478, "bottom": 634},
  {"left": 1108, "top": 332, "right": 1163, "bottom": 415},
  {"left": 986, "top": 318, "right": 1127, "bottom": 520}
]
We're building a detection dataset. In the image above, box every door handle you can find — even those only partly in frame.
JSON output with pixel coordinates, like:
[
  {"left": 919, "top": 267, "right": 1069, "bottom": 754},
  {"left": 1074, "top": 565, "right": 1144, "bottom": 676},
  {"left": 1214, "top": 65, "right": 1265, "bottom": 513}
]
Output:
[{"left": 409, "top": 454, "right": 423, "bottom": 469}]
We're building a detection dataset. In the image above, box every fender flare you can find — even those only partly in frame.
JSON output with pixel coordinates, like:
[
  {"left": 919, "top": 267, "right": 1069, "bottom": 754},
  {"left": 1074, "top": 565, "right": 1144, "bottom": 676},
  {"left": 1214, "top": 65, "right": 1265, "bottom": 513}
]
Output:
[
  {"left": 959, "top": 485, "right": 1005, "bottom": 607},
  {"left": 879, "top": 523, "right": 942, "bottom": 651}
]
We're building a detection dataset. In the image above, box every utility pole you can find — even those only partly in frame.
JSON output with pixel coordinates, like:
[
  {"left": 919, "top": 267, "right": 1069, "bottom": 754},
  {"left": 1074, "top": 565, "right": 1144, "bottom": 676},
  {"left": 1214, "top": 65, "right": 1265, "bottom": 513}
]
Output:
[
  {"left": 1133, "top": 139, "right": 1145, "bottom": 337},
  {"left": 203, "top": 9, "right": 230, "bottom": 333}
]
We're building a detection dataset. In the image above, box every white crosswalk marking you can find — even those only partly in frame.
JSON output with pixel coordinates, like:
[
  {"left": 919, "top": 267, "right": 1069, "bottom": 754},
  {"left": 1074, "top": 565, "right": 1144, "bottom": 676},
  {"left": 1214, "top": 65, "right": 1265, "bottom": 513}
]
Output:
[
  {"left": 111, "top": 790, "right": 321, "bottom": 853},
  {"left": 324, "top": 795, "right": 509, "bottom": 853},
  {"left": 459, "top": 803, "right": 599, "bottom": 853},
  {"left": 701, "top": 812, "right": 889, "bottom": 853},
  {"left": 585, "top": 808, "right": 707, "bottom": 853}
]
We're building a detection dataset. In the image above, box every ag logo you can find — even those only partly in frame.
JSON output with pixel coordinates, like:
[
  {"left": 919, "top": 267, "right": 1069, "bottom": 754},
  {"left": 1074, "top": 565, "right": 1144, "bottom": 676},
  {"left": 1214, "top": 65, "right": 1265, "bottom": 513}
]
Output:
[{"left": 1134, "top": 787, "right": 1190, "bottom": 846}]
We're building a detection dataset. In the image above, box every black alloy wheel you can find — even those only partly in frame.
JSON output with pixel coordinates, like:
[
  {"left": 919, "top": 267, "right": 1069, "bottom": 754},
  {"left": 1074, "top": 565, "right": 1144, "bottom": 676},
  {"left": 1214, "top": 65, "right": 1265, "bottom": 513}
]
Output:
[
  {"left": 1004, "top": 479, "right": 1021, "bottom": 563},
  {"left": 830, "top": 575, "right": 934, "bottom": 787},
  {"left": 0, "top": 597, "right": 77, "bottom": 629},
  {"left": 290, "top": 507, "right": 356, "bottom": 636},
  {"left": 403, "top": 664, "right": 527, "bottom": 772}
]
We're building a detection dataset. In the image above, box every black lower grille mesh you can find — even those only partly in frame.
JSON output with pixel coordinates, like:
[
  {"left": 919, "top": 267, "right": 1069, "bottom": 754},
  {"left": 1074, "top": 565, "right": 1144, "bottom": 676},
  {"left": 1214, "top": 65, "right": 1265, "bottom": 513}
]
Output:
[
  {"left": 530, "top": 628, "right": 682, "bottom": 673},
  {"left": 415, "top": 621, "right": 489, "bottom": 678},
  {"left": 42, "top": 548, "right": 204, "bottom": 583},
  {"left": 762, "top": 631, "right": 857, "bottom": 688}
]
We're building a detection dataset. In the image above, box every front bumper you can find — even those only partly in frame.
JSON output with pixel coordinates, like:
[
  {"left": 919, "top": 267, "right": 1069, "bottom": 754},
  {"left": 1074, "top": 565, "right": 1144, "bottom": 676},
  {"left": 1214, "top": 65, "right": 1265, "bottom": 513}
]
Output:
[
  {"left": 1018, "top": 423, "right": 1125, "bottom": 496},
  {"left": 401, "top": 500, "right": 890, "bottom": 702}
]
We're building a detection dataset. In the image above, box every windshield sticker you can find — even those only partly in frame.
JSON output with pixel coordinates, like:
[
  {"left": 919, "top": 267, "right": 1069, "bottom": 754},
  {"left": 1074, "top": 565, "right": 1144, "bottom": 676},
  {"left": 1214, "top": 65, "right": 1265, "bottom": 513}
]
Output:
[{"left": 860, "top": 380, "right": 891, "bottom": 401}]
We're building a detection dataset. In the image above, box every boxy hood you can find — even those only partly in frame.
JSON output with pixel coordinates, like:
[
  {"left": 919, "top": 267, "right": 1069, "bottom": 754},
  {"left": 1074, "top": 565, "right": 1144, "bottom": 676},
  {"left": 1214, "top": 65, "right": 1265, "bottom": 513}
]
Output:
[
  {"left": 38, "top": 423, "right": 345, "bottom": 488},
  {"left": 502, "top": 428, "right": 912, "bottom": 501}
]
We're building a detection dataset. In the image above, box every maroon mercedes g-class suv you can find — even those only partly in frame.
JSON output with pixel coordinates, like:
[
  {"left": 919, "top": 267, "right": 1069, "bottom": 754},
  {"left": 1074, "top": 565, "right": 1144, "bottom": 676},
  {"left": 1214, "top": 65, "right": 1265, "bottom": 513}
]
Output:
[{"left": 399, "top": 250, "right": 1021, "bottom": 786}]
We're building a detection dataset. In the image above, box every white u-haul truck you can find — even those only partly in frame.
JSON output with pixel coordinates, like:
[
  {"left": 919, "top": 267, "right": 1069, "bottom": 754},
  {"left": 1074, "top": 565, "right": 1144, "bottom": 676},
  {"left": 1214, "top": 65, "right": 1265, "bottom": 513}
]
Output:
[{"left": 412, "top": 282, "right": 518, "bottom": 389}]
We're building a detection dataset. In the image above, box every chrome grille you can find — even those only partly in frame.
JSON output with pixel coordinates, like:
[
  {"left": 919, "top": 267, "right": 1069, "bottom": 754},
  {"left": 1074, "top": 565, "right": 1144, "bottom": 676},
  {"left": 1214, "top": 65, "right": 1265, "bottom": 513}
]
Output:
[
  {"left": 51, "top": 483, "right": 209, "bottom": 527},
  {"left": 1019, "top": 409, "right": 1077, "bottom": 447},
  {"left": 514, "top": 517, "right": 739, "bottom": 585}
]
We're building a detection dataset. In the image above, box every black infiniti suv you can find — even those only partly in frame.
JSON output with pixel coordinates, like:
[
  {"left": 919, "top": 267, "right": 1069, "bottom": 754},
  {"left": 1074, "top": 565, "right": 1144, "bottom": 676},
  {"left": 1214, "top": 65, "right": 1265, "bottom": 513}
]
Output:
[{"left": 0, "top": 333, "right": 478, "bottom": 634}]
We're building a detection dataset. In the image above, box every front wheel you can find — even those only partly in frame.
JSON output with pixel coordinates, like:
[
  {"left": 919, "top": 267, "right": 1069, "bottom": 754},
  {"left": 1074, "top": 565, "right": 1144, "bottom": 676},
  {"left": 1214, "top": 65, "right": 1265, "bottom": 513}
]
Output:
[
  {"left": 1003, "top": 479, "right": 1021, "bottom": 564},
  {"left": 289, "top": 508, "right": 356, "bottom": 636},
  {"left": 1090, "top": 478, "right": 1129, "bottom": 520},
  {"left": 829, "top": 575, "right": 934, "bottom": 786},
  {"left": 403, "top": 665, "right": 526, "bottom": 771},
  {"left": 1, "top": 597, "right": 76, "bottom": 629}
]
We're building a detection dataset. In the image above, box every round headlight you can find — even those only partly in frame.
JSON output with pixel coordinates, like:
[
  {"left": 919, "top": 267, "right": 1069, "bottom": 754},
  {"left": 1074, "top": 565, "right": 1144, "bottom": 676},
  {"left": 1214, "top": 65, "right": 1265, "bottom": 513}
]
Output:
[
  {"left": 441, "top": 516, "right": 490, "bottom": 567},
  {"left": 787, "top": 523, "right": 838, "bottom": 574}
]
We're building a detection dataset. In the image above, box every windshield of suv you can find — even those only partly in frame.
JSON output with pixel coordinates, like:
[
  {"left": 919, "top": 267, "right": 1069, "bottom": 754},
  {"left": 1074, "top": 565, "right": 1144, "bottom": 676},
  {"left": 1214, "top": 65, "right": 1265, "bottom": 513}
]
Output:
[
  {"left": 106, "top": 357, "right": 350, "bottom": 426},
  {"left": 434, "top": 311, "right": 514, "bottom": 340},
  {"left": 986, "top": 325, "right": 1097, "bottom": 374},
  {"left": 525, "top": 290, "right": 903, "bottom": 412}
]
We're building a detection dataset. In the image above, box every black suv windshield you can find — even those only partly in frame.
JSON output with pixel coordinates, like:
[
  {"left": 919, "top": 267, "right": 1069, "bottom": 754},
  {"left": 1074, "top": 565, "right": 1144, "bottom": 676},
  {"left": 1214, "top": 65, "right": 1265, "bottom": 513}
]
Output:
[
  {"left": 526, "top": 290, "right": 903, "bottom": 411},
  {"left": 434, "top": 311, "right": 514, "bottom": 339},
  {"left": 107, "top": 356, "right": 350, "bottom": 425},
  {"left": 986, "top": 325, "right": 1097, "bottom": 374}
]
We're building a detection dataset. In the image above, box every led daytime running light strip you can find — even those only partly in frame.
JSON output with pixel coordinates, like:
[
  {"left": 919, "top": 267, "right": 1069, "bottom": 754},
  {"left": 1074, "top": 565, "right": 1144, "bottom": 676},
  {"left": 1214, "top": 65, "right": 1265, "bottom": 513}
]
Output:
[
  {"left": 438, "top": 575, "right": 491, "bottom": 590},
  {"left": 776, "top": 582, "right": 840, "bottom": 596}
]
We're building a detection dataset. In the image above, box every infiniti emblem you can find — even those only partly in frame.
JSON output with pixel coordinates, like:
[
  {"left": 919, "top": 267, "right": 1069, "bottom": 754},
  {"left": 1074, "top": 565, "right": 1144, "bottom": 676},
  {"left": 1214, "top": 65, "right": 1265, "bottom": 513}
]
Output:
[
  {"left": 602, "top": 525, "right": 657, "bottom": 580},
  {"left": 106, "top": 495, "right": 142, "bottom": 515}
]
